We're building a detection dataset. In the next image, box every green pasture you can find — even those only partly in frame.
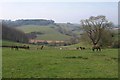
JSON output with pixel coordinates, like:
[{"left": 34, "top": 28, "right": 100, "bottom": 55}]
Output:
[
  {"left": 2, "top": 47, "right": 118, "bottom": 78},
  {"left": 16, "top": 25, "right": 71, "bottom": 41}
]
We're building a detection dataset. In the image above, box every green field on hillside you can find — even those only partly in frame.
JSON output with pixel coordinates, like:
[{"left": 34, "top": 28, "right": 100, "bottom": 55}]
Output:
[
  {"left": 16, "top": 25, "right": 71, "bottom": 41},
  {"left": 2, "top": 40, "right": 21, "bottom": 46},
  {"left": 2, "top": 47, "right": 118, "bottom": 78},
  {"left": 16, "top": 25, "right": 55, "bottom": 33}
]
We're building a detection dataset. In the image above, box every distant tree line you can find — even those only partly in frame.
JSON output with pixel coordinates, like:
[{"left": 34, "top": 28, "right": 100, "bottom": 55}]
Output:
[
  {"left": 2, "top": 23, "right": 29, "bottom": 43},
  {"left": 56, "top": 25, "right": 78, "bottom": 37},
  {"left": 2, "top": 19, "right": 55, "bottom": 27},
  {"left": 55, "top": 25, "right": 81, "bottom": 44}
]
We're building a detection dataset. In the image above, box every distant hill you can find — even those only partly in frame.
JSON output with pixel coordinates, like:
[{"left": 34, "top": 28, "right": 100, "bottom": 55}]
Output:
[
  {"left": 15, "top": 23, "right": 83, "bottom": 41},
  {"left": 2, "top": 19, "right": 83, "bottom": 41},
  {"left": 2, "top": 19, "right": 119, "bottom": 47},
  {"left": 16, "top": 25, "right": 72, "bottom": 41},
  {"left": 2, "top": 19, "right": 55, "bottom": 27}
]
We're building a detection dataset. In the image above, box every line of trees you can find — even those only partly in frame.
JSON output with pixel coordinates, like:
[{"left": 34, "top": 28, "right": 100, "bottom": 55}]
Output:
[
  {"left": 2, "top": 23, "right": 29, "bottom": 43},
  {"left": 2, "top": 19, "right": 55, "bottom": 27}
]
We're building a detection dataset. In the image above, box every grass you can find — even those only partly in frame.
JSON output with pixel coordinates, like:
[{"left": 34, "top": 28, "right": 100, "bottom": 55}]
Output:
[
  {"left": 16, "top": 25, "right": 71, "bottom": 41},
  {"left": 2, "top": 40, "right": 32, "bottom": 47},
  {"left": 2, "top": 40, "right": 21, "bottom": 46},
  {"left": 2, "top": 47, "right": 118, "bottom": 78},
  {"left": 63, "top": 42, "right": 91, "bottom": 49}
]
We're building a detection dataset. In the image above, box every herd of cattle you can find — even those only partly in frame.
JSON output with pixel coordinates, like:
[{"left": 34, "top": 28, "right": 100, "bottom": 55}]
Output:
[
  {"left": 2, "top": 45, "right": 101, "bottom": 51},
  {"left": 2, "top": 45, "right": 44, "bottom": 50},
  {"left": 72, "top": 45, "right": 101, "bottom": 51},
  {"left": 2, "top": 45, "right": 30, "bottom": 50}
]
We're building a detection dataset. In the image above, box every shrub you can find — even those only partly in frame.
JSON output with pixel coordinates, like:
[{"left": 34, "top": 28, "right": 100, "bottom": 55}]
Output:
[{"left": 112, "top": 40, "right": 120, "bottom": 48}]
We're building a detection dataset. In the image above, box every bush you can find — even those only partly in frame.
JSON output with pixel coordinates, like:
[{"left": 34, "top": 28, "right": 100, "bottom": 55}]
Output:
[{"left": 112, "top": 40, "right": 120, "bottom": 48}]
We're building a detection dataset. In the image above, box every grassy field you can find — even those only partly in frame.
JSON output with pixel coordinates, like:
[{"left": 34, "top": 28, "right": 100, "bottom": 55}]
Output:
[
  {"left": 2, "top": 40, "right": 22, "bottom": 46},
  {"left": 2, "top": 47, "right": 118, "bottom": 78},
  {"left": 16, "top": 25, "right": 71, "bottom": 41}
]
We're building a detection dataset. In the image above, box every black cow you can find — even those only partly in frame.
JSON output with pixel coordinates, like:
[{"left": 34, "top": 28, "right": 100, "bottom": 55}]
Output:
[
  {"left": 11, "top": 46, "right": 19, "bottom": 50},
  {"left": 41, "top": 45, "right": 44, "bottom": 50},
  {"left": 76, "top": 47, "right": 85, "bottom": 50},
  {"left": 92, "top": 45, "right": 101, "bottom": 51},
  {"left": 76, "top": 47, "right": 79, "bottom": 50},
  {"left": 80, "top": 47, "right": 85, "bottom": 50},
  {"left": 11, "top": 45, "right": 29, "bottom": 50},
  {"left": 22, "top": 45, "right": 29, "bottom": 49}
]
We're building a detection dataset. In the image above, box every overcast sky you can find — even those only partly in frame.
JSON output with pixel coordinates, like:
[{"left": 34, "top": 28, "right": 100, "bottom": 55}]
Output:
[{"left": 0, "top": 1, "right": 118, "bottom": 24}]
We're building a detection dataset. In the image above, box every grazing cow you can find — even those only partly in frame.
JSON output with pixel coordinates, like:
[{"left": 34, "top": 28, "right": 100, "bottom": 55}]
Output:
[
  {"left": 76, "top": 47, "right": 79, "bottom": 50},
  {"left": 23, "top": 45, "right": 29, "bottom": 49},
  {"left": 26, "top": 46, "right": 29, "bottom": 49},
  {"left": 80, "top": 47, "right": 85, "bottom": 50},
  {"left": 18, "top": 45, "right": 27, "bottom": 49},
  {"left": 76, "top": 47, "right": 85, "bottom": 50},
  {"left": 11, "top": 46, "right": 19, "bottom": 50},
  {"left": 11, "top": 45, "right": 29, "bottom": 50},
  {"left": 82, "top": 47, "right": 85, "bottom": 50},
  {"left": 41, "top": 45, "right": 44, "bottom": 50},
  {"left": 92, "top": 45, "right": 101, "bottom": 51}
]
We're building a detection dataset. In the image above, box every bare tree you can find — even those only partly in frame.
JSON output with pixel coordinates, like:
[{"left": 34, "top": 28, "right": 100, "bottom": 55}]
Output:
[{"left": 81, "top": 15, "right": 113, "bottom": 47}]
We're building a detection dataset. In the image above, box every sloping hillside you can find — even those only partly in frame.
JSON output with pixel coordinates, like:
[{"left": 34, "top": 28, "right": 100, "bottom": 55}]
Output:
[{"left": 16, "top": 25, "right": 72, "bottom": 41}]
